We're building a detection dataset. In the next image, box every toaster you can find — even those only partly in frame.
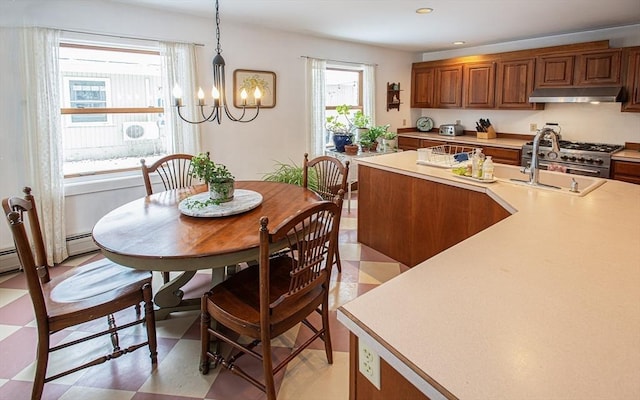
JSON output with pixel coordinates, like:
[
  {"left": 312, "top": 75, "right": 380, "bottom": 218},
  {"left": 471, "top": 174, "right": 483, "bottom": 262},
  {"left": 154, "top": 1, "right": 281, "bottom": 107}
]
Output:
[{"left": 439, "top": 124, "right": 464, "bottom": 136}]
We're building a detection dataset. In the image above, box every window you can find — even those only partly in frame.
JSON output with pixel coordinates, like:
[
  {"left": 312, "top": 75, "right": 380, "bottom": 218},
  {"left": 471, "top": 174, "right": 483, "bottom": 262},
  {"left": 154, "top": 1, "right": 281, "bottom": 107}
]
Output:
[
  {"left": 324, "top": 66, "right": 364, "bottom": 146},
  {"left": 59, "top": 43, "right": 167, "bottom": 177}
]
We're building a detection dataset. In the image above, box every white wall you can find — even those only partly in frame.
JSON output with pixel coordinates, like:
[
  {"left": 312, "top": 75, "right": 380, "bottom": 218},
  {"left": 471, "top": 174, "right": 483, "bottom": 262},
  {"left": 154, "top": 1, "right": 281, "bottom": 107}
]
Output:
[
  {"left": 417, "top": 24, "right": 640, "bottom": 144},
  {"left": 0, "top": 0, "right": 417, "bottom": 251}
]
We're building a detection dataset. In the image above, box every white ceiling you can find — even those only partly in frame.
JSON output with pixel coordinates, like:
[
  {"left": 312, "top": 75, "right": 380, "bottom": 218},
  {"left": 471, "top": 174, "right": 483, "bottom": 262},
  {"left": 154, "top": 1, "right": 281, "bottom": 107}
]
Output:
[{"left": 107, "top": 0, "right": 640, "bottom": 53}]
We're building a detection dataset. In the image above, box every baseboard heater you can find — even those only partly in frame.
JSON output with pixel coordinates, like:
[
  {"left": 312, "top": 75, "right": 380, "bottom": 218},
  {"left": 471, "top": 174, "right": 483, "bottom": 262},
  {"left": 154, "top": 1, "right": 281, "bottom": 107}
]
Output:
[{"left": 0, "top": 232, "right": 98, "bottom": 274}]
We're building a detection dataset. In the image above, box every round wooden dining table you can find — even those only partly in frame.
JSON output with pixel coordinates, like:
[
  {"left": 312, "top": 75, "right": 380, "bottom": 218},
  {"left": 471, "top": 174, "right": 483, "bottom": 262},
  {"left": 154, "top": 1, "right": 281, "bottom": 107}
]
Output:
[{"left": 92, "top": 181, "right": 322, "bottom": 319}]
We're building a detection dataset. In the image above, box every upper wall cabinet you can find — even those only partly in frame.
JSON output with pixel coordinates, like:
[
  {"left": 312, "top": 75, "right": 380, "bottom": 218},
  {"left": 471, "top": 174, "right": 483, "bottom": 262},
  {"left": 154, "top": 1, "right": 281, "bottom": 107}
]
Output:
[
  {"left": 622, "top": 47, "right": 640, "bottom": 112},
  {"left": 463, "top": 62, "right": 496, "bottom": 108},
  {"left": 574, "top": 49, "right": 621, "bottom": 86},
  {"left": 411, "top": 40, "right": 632, "bottom": 111},
  {"left": 536, "top": 49, "right": 622, "bottom": 88},
  {"left": 435, "top": 65, "right": 463, "bottom": 108},
  {"left": 535, "top": 54, "right": 575, "bottom": 87},
  {"left": 411, "top": 66, "right": 434, "bottom": 108},
  {"left": 496, "top": 58, "right": 543, "bottom": 110}
]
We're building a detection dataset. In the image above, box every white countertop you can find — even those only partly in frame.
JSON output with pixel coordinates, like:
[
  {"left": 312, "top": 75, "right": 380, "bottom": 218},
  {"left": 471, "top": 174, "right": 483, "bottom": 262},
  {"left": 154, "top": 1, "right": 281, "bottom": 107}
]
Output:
[
  {"left": 613, "top": 148, "right": 640, "bottom": 162},
  {"left": 338, "top": 151, "right": 640, "bottom": 400}
]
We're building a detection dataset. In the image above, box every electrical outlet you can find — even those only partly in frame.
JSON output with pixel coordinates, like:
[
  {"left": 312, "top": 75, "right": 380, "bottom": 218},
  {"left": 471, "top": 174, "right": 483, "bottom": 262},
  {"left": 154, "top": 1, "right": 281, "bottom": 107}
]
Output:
[
  {"left": 530, "top": 123, "right": 538, "bottom": 132},
  {"left": 358, "top": 340, "right": 380, "bottom": 389},
  {"left": 402, "top": 118, "right": 407, "bottom": 126}
]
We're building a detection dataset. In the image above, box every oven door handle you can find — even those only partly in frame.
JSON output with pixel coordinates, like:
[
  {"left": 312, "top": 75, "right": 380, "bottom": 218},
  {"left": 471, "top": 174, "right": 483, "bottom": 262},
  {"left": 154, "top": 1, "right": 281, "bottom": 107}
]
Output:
[{"left": 538, "top": 162, "right": 601, "bottom": 176}]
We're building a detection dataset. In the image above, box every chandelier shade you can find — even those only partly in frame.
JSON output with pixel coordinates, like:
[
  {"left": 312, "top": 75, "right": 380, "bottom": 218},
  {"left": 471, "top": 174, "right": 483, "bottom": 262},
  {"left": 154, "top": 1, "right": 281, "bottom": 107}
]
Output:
[{"left": 172, "top": 0, "right": 260, "bottom": 124}]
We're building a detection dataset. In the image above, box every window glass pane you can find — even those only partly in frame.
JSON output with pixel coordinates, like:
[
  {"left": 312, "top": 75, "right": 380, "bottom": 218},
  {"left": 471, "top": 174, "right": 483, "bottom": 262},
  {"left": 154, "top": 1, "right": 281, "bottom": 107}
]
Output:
[
  {"left": 326, "top": 69, "right": 360, "bottom": 107},
  {"left": 59, "top": 45, "right": 168, "bottom": 176}
]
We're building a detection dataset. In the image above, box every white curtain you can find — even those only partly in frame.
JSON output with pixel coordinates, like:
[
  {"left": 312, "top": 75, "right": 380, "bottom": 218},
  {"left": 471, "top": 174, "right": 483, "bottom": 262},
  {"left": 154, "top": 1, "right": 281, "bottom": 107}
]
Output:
[
  {"left": 306, "top": 57, "right": 326, "bottom": 158},
  {"left": 363, "top": 64, "right": 376, "bottom": 125},
  {"left": 20, "top": 27, "right": 68, "bottom": 265},
  {"left": 160, "top": 42, "right": 201, "bottom": 154}
]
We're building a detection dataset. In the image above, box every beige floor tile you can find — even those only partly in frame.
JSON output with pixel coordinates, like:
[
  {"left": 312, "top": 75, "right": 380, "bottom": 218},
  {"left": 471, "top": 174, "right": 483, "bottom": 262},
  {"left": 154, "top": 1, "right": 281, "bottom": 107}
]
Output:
[
  {"left": 328, "top": 281, "right": 359, "bottom": 310},
  {"left": 155, "top": 310, "right": 200, "bottom": 339},
  {"left": 59, "top": 386, "right": 135, "bottom": 400},
  {"left": 138, "top": 339, "right": 219, "bottom": 398},
  {"left": 358, "top": 261, "right": 401, "bottom": 284},
  {"left": 338, "top": 243, "right": 361, "bottom": 261},
  {"left": 278, "top": 349, "right": 349, "bottom": 400},
  {"left": 0, "top": 288, "right": 27, "bottom": 308},
  {"left": 340, "top": 217, "right": 357, "bottom": 230},
  {"left": 0, "top": 324, "right": 21, "bottom": 341}
]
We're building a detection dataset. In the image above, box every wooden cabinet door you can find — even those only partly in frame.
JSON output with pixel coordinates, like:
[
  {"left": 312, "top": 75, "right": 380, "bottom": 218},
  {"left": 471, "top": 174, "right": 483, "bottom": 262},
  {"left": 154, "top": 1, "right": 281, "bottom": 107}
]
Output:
[
  {"left": 411, "top": 66, "right": 434, "bottom": 108},
  {"left": 397, "top": 136, "right": 421, "bottom": 150},
  {"left": 435, "top": 65, "right": 463, "bottom": 108},
  {"left": 574, "top": 49, "right": 622, "bottom": 85},
  {"left": 495, "top": 58, "right": 543, "bottom": 110},
  {"left": 482, "top": 146, "right": 522, "bottom": 165},
  {"left": 535, "top": 54, "right": 575, "bottom": 87},
  {"left": 612, "top": 160, "right": 640, "bottom": 184},
  {"left": 622, "top": 47, "right": 640, "bottom": 112},
  {"left": 463, "top": 62, "right": 496, "bottom": 108}
]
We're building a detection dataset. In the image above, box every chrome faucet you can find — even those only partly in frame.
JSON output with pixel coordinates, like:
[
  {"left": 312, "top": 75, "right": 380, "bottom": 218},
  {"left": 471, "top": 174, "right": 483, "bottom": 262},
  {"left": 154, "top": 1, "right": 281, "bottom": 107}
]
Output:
[{"left": 520, "top": 127, "right": 562, "bottom": 187}]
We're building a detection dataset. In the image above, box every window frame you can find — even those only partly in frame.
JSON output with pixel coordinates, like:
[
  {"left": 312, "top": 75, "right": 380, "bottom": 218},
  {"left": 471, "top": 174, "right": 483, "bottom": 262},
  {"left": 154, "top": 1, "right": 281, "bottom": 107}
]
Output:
[{"left": 59, "top": 42, "right": 165, "bottom": 178}]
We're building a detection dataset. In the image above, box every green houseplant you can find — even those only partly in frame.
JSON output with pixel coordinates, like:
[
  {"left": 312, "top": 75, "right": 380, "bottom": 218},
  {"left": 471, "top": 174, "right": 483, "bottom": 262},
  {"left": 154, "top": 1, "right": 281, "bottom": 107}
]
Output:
[
  {"left": 190, "top": 152, "right": 235, "bottom": 204},
  {"left": 326, "top": 104, "right": 354, "bottom": 152},
  {"left": 263, "top": 160, "right": 318, "bottom": 191},
  {"left": 360, "top": 124, "right": 389, "bottom": 152}
]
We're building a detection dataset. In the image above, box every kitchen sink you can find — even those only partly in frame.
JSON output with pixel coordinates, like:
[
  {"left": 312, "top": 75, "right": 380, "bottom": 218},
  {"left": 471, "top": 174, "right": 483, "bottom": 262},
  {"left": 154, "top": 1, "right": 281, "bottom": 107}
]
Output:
[{"left": 492, "top": 164, "right": 606, "bottom": 196}]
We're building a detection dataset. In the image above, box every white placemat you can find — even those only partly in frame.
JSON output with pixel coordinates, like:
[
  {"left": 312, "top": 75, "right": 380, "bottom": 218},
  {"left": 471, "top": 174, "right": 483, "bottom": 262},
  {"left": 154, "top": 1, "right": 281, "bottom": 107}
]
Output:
[{"left": 178, "top": 189, "right": 263, "bottom": 217}]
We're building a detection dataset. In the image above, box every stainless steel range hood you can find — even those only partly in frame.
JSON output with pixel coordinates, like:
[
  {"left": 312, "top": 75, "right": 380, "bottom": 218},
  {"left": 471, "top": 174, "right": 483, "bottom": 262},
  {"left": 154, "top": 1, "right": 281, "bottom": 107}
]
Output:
[{"left": 529, "top": 87, "right": 623, "bottom": 103}]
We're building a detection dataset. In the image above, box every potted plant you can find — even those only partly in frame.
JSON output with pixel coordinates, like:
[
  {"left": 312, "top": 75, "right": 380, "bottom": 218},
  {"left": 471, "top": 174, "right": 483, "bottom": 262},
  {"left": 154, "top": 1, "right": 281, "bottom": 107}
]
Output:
[
  {"left": 326, "top": 104, "right": 353, "bottom": 152},
  {"left": 190, "top": 152, "right": 235, "bottom": 204},
  {"left": 361, "top": 124, "right": 389, "bottom": 152},
  {"left": 351, "top": 110, "right": 371, "bottom": 143},
  {"left": 381, "top": 130, "right": 397, "bottom": 151}
]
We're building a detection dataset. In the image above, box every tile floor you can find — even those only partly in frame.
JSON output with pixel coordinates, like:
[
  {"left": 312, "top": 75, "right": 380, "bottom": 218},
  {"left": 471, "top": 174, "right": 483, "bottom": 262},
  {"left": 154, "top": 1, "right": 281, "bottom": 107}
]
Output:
[{"left": 0, "top": 193, "right": 409, "bottom": 400}]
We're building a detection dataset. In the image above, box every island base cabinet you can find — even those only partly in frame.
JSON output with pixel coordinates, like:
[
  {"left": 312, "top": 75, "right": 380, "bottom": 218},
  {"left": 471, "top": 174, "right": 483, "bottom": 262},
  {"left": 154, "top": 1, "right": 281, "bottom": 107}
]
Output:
[
  {"left": 357, "top": 165, "right": 511, "bottom": 267},
  {"left": 349, "top": 334, "right": 431, "bottom": 400}
]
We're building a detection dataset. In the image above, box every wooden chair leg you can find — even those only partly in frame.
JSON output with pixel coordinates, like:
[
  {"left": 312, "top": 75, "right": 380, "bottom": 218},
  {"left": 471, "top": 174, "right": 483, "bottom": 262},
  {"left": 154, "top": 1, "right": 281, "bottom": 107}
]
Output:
[
  {"left": 143, "top": 283, "right": 158, "bottom": 365},
  {"left": 335, "top": 246, "right": 342, "bottom": 273},
  {"left": 261, "top": 338, "right": 277, "bottom": 400},
  {"left": 200, "top": 295, "right": 211, "bottom": 374},
  {"left": 32, "top": 328, "right": 49, "bottom": 400},
  {"left": 321, "top": 298, "right": 333, "bottom": 364}
]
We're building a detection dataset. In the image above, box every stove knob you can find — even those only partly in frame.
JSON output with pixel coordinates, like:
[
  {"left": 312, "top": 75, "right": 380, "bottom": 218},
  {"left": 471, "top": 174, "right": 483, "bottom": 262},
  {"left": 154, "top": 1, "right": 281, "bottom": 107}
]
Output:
[
  {"left": 560, "top": 155, "right": 569, "bottom": 160},
  {"left": 538, "top": 153, "right": 545, "bottom": 158},
  {"left": 526, "top": 151, "right": 532, "bottom": 156},
  {"left": 577, "top": 157, "right": 585, "bottom": 162},
  {"left": 569, "top": 156, "right": 577, "bottom": 161},
  {"left": 595, "top": 158, "right": 604, "bottom": 164},
  {"left": 586, "top": 158, "right": 594, "bottom": 163}
]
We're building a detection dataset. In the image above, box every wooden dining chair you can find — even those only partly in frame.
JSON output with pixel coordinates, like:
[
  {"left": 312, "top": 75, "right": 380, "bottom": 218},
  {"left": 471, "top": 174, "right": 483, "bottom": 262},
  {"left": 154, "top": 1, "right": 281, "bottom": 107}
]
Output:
[
  {"left": 3, "top": 187, "right": 158, "bottom": 400},
  {"left": 199, "top": 194, "right": 343, "bottom": 400},
  {"left": 302, "top": 153, "right": 349, "bottom": 272},
  {"left": 140, "top": 153, "right": 202, "bottom": 283}
]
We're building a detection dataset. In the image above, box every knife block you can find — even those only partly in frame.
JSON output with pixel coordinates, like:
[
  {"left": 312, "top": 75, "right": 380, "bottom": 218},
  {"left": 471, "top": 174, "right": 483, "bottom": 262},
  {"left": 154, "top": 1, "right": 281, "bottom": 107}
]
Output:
[{"left": 477, "top": 125, "right": 497, "bottom": 139}]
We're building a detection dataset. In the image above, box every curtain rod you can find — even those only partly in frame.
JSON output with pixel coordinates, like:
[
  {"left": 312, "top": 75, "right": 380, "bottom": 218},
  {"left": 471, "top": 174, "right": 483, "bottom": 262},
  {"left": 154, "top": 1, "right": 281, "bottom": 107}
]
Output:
[
  {"left": 55, "top": 27, "right": 204, "bottom": 47},
  {"left": 300, "top": 55, "right": 377, "bottom": 67}
]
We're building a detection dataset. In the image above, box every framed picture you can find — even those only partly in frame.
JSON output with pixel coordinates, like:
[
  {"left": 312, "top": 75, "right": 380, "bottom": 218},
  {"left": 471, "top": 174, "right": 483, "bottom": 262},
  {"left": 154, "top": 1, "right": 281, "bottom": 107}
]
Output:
[{"left": 233, "top": 69, "right": 276, "bottom": 108}]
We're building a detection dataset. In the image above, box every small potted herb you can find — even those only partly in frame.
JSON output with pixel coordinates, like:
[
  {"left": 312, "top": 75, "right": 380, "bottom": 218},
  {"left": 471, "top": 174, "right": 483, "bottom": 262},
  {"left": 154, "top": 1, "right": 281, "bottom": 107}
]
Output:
[
  {"left": 381, "top": 129, "right": 397, "bottom": 151},
  {"left": 190, "top": 152, "right": 235, "bottom": 204}
]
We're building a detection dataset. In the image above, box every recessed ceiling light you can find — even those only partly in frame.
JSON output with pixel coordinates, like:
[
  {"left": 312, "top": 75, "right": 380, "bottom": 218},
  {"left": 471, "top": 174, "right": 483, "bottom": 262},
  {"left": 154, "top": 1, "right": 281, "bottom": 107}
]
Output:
[
  {"left": 453, "top": 41, "right": 465, "bottom": 45},
  {"left": 416, "top": 8, "right": 433, "bottom": 14}
]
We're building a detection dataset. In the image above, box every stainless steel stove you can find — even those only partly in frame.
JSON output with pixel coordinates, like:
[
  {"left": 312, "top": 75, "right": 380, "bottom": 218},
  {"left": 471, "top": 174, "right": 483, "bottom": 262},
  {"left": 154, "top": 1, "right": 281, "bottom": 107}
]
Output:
[{"left": 521, "top": 140, "right": 624, "bottom": 178}]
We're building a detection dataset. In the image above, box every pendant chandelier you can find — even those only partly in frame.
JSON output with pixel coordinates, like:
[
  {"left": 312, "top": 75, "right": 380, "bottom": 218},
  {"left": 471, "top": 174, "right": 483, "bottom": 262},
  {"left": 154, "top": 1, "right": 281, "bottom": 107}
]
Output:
[{"left": 172, "top": 0, "right": 261, "bottom": 124}]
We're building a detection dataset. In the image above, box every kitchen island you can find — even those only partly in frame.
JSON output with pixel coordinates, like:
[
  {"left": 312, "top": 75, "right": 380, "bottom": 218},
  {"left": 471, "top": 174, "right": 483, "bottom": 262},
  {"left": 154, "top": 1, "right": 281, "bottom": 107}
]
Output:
[{"left": 337, "top": 150, "right": 640, "bottom": 400}]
